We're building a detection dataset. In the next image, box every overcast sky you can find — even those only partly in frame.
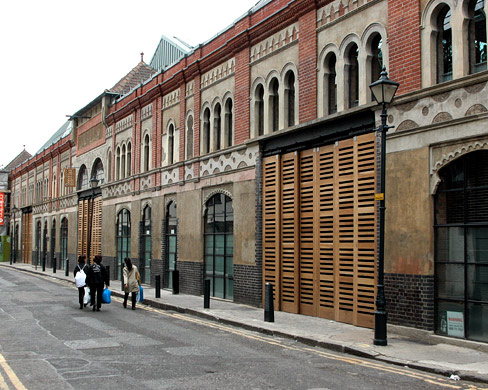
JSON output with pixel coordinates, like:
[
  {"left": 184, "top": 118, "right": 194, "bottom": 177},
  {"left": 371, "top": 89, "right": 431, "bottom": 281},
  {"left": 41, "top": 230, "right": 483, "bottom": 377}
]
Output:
[{"left": 0, "top": 0, "right": 260, "bottom": 168}]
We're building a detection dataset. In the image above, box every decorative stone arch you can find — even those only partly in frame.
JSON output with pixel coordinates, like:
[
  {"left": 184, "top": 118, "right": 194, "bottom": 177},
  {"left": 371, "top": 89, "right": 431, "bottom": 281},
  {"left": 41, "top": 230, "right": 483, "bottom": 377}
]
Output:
[
  {"left": 421, "top": 0, "right": 457, "bottom": 86},
  {"left": 164, "top": 119, "right": 177, "bottom": 166},
  {"left": 430, "top": 140, "right": 488, "bottom": 194},
  {"left": 266, "top": 70, "right": 282, "bottom": 132},
  {"left": 77, "top": 164, "right": 88, "bottom": 191},
  {"left": 340, "top": 33, "right": 361, "bottom": 108},
  {"left": 250, "top": 77, "right": 266, "bottom": 138},
  {"left": 222, "top": 91, "right": 235, "bottom": 148},
  {"left": 165, "top": 196, "right": 177, "bottom": 210},
  {"left": 318, "top": 43, "right": 340, "bottom": 117},
  {"left": 141, "top": 200, "right": 152, "bottom": 219},
  {"left": 115, "top": 203, "right": 132, "bottom": 216},
  {"left": 361, "top": 23, "right": 389, "bottom": 101},
  {"left": 141, "top": 128, "right": 152, "bottom": 173},
  {"left": 202, "top": 189, "right": 233, "bottom": 216},
  {"left": 200, "top": 102, "right": 212, "bottom": 154},
  {"left": 90, "top": 157, "right": 104, "bottom": 183},
  {"left": 281, "top": 62, "right": 299, "bottom": 128}
]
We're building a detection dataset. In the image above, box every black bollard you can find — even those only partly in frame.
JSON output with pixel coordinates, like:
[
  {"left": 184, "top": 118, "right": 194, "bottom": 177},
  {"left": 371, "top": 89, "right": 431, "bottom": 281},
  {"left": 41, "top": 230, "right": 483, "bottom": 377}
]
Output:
[
  {"left": 204, "top": 279, "right": 210, "bottom": 309},
  {"left": 106, "top": 265, "right": 110, "bottom": 281},
  {"left": 53, "top": 257, "right": 56, "bottom": 273},
  {"left": 64, "top": 258, "right": 69, "bottom": 276},
  {"left": 172, "top": 270, "right": 179, "bottom": 295},
  {"left": 264, "top": 282, "right": 275, "bottom": 322},
  {"left": 155, "top": 275, "right": 161, "bottom": 298},
  {"left": 42, "top": 257, "right": 46, "bottom": 272}
]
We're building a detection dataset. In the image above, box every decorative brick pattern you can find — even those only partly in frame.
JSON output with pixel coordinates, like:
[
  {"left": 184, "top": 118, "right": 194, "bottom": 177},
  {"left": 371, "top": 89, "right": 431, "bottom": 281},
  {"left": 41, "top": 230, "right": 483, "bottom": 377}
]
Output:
[{"left": 385, "top": 273, "right": 434, "bottom": 330}]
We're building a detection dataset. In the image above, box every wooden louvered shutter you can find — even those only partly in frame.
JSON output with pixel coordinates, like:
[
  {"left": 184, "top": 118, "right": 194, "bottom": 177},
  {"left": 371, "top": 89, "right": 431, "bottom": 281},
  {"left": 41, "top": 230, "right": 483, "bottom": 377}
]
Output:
[
  {"left": 262, "top": 155, "right": 281, "bottom": 309},
  {"left": 90, "top": 196, "right": 102, "bottom": 261},
  {"left": 318, "top": 144, "right": 336, "bottom": 319},
  {"left": 77, "top": 199, "right": 89, "bottom": 259},
  {"left": 22, "top": 213, "right": 33, "bottom": 264},
  {"left": 281, "top": 152, "right": 299, "bottom": 313},
  {"left": 299, "top": 149, "right": 316, "bottom": 315}
]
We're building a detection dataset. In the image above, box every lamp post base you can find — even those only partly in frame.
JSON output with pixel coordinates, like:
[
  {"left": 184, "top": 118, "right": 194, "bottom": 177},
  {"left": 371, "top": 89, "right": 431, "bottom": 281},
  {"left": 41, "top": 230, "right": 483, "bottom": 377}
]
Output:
[{"left": 374, "top": 310, "right": 388, "bottom": 346}]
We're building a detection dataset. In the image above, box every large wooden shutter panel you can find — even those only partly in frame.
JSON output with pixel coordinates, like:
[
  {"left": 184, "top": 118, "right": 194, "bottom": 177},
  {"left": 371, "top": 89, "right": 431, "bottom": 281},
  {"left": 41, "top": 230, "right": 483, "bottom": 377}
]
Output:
[{"left": 262, "top": 133, "right": 377, "bottom": 328}]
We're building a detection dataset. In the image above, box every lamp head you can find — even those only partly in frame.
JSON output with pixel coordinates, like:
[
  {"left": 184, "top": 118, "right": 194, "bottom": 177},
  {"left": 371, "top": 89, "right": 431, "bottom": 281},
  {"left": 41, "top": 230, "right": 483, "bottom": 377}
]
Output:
[
  {"left": 369, "top": 66, "right": 399, "bottom": 105},
  {"left": 89, "top": 177, "right": 99, "bottom": 189}
]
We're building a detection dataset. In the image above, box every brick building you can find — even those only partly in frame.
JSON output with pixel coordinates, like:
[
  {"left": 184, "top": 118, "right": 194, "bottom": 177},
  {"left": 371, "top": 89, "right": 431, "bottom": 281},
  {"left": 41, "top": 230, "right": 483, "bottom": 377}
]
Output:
[{"left": 8, "top": 0, "right": 487, "bottom": 342}]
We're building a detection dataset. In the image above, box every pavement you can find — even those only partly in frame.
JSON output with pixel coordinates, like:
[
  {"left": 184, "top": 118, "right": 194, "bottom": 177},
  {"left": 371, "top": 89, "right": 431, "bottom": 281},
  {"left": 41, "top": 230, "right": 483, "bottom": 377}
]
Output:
[{"left": 2, "top": 262, "right": 488, "bottom": 385}]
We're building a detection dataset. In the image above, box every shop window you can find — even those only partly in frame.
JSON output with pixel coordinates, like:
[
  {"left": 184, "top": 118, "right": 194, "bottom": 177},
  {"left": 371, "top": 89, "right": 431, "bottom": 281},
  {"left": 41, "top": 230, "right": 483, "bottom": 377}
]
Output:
[
  {"left": 141, "top": 205, "right": 152, "bottom": 284},
  {"left": 165, "top": 201, "right": 177, "bottom": 289},
  {"left": 116, "top": 209, "right": 131, "bottom": 280}
]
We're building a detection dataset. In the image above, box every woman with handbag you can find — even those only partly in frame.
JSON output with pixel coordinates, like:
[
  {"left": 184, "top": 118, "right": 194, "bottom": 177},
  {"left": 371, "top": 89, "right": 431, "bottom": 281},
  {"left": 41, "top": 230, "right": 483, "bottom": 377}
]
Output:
[
  {"left": 122, "top": 258, "right": 141, "bottom": 310},
  {"left": 74, "top": 255, "right": 88, "bottom": 309}
]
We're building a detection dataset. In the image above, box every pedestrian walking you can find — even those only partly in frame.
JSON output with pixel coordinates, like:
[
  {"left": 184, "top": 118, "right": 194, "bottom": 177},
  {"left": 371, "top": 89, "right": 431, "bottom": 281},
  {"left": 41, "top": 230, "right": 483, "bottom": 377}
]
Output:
[
  {"left": 123, "top": 258, "right": 141, "bottom": 310},
  {"left": 86, "top": 255, "right": 109, "bottom": 312},
  {"left": 74, "top": 255, "right": 88, "bottom": 309}
]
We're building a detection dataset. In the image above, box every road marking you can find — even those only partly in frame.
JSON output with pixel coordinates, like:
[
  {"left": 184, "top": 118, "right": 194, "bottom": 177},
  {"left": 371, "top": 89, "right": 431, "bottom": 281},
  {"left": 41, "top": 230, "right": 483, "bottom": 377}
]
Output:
[
  {"left": 0, "top": 354, "right": 27, "bottom": 390},
  {"left": 136, "top": 303, "right": 488, "bottom": 390},
  {"left": 0, "top": 370, "right": 9, "bottom": 390}
]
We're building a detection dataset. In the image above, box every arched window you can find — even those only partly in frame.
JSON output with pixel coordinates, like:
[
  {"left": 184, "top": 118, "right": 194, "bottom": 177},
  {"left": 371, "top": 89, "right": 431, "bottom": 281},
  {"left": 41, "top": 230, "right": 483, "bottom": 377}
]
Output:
[
  {"left": 141, "top": 205, "right": 152, "bottom": 284},
  {"left": 224, "top": 98, "right": 233, "bottom": 147},
  {"left": 35, "top": 220, "right": 41, "bottom": 266},
  {"left": 143, "top": 134, "right": 150, "bottom": 172},
  {"left": 324, "top": 53, "right": 337, "bottom": 115},
  {"left": 435, "top": 151, "right": 488, "bottom": 342},
  {"left": 204, "top": 193, "right": 234, "bottom": 300},
  {"left": 168, "top": 124, "right": 174, "bottom": 165},
  {"left": 91, "top": 158, "right": 104, "bottom": 183},
  {"left": 269, "top": 78, "right": 280, "bottom": 132},
  {"left": 77, "top": 165, "right": 88, "bottom": 191},
  {"left": 186, "top": 115, "right": 194, "bottom": 159},
  {"left": 50, "top": 219, "right": 56, "bottom": 269},
  {"left": 284, "top": 71, "right": 296, "bottom": 127},
  {"left": 345, "top": 43, "right": 359, "bottom": 108},
  {"left": 437, "top": 5, "right": 453, "bottom": 83},
  {"left": 203, "top": 107, "right": 211, "bottom": 154},
  {"left": 121, "top": 145, "right": 126, "bottom": 179},
  {"left": 469, "top": 0, "right": 487, "bottom": 73},
  {"left": 116, "top": 147, "right": 121, "bottom": 181},
  {"left": 42, "top": 221, "right": 48, "bottom": 268},
  {"left": 165, "top": 201, "right": 178, "bottom": 289},
  {"left": 127, "top": 142, "right": 132, "bottom": 176},
  {"left": 254, "top": 84, "right": 265, "bottom": 137},
  {"left": 369, "top": 33, "right": 383, "bottom": 100},
  {"left": 107, "top": 150, "right": 112, "bottom": 182},
  {"left": 214, "top": 103, "right": 222, "bottom": 151},
  {"left": 116, "top": 209, "right": 131, "bottom": 280},
  {"left": 60, "top": 217, "right": 68, "bottom": 261}
]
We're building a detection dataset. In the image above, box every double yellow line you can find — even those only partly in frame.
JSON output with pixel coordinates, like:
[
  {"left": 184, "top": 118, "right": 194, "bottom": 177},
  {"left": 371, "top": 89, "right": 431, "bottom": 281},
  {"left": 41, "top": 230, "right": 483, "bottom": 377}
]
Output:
[{"left": 0, "top": 354, "right": 27, "bottom": 390}]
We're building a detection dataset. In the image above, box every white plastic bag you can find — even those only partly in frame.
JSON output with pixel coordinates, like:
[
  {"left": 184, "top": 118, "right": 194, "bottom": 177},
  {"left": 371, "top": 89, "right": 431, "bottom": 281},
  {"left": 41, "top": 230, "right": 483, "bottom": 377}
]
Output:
[
  {"left": 75, "top": 265, "right": 87, "bottom": 288},
  {"left": 83, "top": 287, "right": 91, "bottom": 305}
]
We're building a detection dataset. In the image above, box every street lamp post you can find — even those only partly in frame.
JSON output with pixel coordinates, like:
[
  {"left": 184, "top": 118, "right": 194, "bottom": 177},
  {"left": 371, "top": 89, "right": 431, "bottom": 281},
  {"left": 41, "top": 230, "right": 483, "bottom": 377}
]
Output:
[
  {"left": 10, "top": 206, "right": 19, "bottom": 265},
  {"left": 369, "top": 67, "right": 399, "bottom": 346},
  {"left": 87, "top": 177, "right": 99, "bottom": 263}
]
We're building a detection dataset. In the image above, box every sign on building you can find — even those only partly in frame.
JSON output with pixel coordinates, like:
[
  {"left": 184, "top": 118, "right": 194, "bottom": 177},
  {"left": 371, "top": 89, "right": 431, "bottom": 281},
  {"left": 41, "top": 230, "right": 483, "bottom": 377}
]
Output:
[
  {"left": 0, "top": 193, "right": 4, "bottom": 225},
  {"left": 64, "top": 168, "right": 76, "bottom": 187}
]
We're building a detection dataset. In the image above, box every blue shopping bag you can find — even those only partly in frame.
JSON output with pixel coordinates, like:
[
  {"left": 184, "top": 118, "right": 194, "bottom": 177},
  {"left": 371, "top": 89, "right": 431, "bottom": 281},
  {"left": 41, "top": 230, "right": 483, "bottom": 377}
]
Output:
[
  {"left": 102, "top": 288, "right": 112, "bottom": 304},
  {"left": 136, "top": 285, "right": 144, "bottom": 302}
]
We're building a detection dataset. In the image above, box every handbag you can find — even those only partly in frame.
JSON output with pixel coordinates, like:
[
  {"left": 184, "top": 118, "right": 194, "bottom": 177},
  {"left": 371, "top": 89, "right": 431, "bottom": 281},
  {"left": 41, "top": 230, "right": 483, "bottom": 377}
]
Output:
[{"left": 102, "top": 288, "right": 111, "bottom": 304}]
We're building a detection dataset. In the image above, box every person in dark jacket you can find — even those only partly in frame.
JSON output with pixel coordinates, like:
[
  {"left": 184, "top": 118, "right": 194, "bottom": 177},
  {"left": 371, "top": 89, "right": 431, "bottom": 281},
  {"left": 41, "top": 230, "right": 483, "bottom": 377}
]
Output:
[
  {"left": 73, "top": 255, "right": 88, "bottom": 309},
  {"left": 85, "top": 255, "right": 109, "bottom": 312}
]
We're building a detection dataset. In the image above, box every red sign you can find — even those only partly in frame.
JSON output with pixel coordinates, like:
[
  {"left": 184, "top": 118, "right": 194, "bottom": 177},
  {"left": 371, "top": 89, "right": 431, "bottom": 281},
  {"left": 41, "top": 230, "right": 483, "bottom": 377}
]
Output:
[{"left": 0, "top": 193, "right": 4, "bottom": 226}]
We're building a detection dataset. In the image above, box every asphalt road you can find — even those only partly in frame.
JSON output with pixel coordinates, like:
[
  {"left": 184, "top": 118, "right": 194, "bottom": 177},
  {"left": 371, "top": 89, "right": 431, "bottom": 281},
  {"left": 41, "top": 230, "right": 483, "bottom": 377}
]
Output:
[{"left": 0, "top": 267, "right": 486, "bottom": 390}]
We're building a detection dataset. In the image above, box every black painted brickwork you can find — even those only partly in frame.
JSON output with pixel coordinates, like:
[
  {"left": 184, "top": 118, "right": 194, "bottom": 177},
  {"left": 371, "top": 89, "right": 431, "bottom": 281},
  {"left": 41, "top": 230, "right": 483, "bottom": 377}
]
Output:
[
  {"left": 178, "top": 260, "right": 204, "bottom": 296},
  {"left": 385, "top": 273, "right": 434, "bottom": 331},
  {"left": 234, "top": 264, "right": 262, "bottom": 307}
]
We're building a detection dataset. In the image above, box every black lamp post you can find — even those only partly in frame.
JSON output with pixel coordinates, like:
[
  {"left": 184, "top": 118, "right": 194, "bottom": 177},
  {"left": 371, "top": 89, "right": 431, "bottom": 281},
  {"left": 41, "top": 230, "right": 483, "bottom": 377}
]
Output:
[
  {"left": 10, "top": 205, "right": 19, "bottom": 265},
  {"left": 369, "top": 67, "right": 399, "bottom": 346},
  {"left": 87, "top": 177, "right": 99, "bottom": 263}
]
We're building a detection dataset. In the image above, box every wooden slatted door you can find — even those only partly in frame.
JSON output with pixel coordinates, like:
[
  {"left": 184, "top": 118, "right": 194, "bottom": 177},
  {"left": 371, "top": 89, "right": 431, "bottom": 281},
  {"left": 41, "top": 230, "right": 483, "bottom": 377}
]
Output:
[
  {"left": 90, "top": 197, "right": 102, "bottom": 261},
  {"left": 77, "top": 197, "right": 102, "bottom": 263},
  {"left": 22, "top": 212, "right": 33, "bottom": 264},
  {"left": 262, "top": 133, "right": 377, "bottom": 328}
]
